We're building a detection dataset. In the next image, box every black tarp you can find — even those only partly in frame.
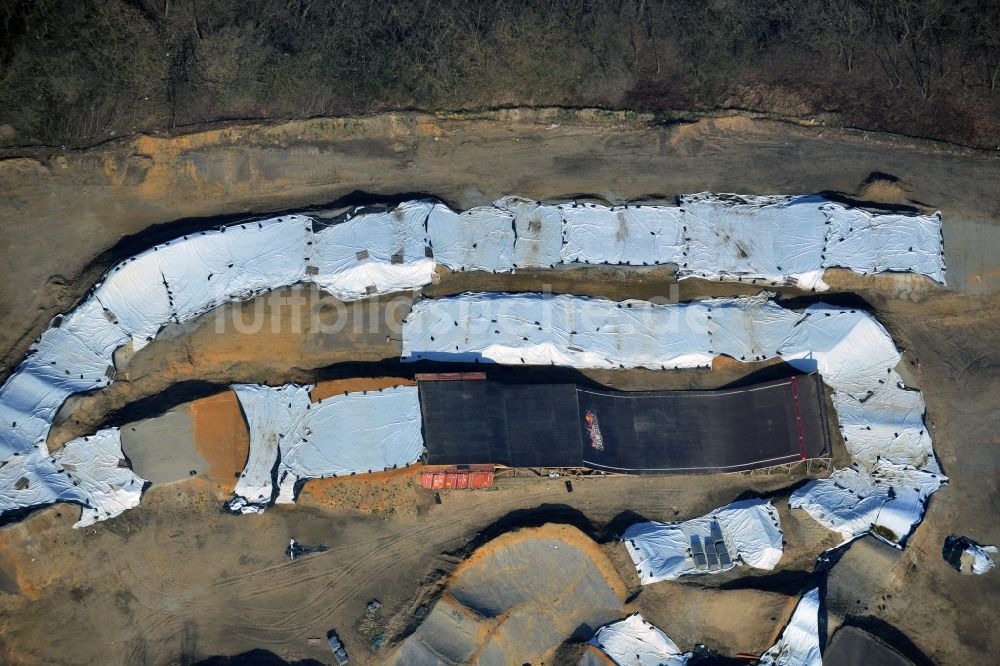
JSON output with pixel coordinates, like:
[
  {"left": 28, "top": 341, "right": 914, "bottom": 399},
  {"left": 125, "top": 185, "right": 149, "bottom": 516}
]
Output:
[
  {"left": 418, "top": 373, "right": 830, "bottom": 473},
  {"left": 578, "top": 374, "right": 829, "bottom": 473},
  {"left": 823, "top": 626, "right": 914, "bottom": 666},
  {"left": 418, "top": 380, "right": 583, "bottom": 467}
]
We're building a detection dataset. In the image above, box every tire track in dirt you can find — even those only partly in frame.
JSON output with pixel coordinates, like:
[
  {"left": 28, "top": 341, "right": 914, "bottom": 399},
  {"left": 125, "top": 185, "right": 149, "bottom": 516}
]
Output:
[{"left": 192, "top": 486, "right": 571, "bottom": 643}]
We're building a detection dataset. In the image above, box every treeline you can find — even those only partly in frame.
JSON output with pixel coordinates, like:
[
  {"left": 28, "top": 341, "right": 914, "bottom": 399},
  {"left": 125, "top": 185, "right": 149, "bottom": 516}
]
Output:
[{"left": 0, "top": 0, "right": 997, "bottom": 146}]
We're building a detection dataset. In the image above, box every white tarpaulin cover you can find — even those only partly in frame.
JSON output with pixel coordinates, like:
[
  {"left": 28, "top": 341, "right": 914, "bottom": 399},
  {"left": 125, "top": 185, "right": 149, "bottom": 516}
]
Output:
[
  {"left": 310, "top": 201, "right": 437, "bottom": 299},
  {"left": 967, "top": 544, "right": 997, "bottom": 574},
  {"left": 497, "top": 196, "right": 564, "bottom": 268},
  {"left": 495, "top": 194, "right": 944, "bottom": 291},
  {"left": 95, "top": 215, "right": 312, "bottom": 351},
  {"left": 822, "top": 205, "right": 945, "bottom": 282},
  {"left": 228, "top": 384, "right": 313, "bottom": 513},
  {"left": 402, "top": 292, "right": 944, "bottom": 544},
  {"left": 428, "top": 203, "right": 516, "bottom": 272},
  {"left": 0, "top": 428, "right": 145, "bottom": 527},
  {"left": 679, "top": 194, "right": 830, "bottom": 289},
  {"left": 280, "top": 386, "right": 423, "bottom": 481},
  {"left": 228, "top": 384, "right": 424, "bottom": 511},
  {"left": 0, "top": 194, "right": 946, "bottom": 526},
  {"left": 968, "top": 544, "right": 997, "bottom": 574},
  {"left": 590, "top": 613, "right": 690, "bottom": 666},
  {"left": 623, "top": 499, "right": 783, "bottom": 583},
  {"left": 789, "top": 460, "right": 946, "bottom": 544},
  {"left": 560, "top": 203, "right": 687, "bottom": 268},
  {"left": 759, "top": 587, "right": 823, "bottom": 666}
]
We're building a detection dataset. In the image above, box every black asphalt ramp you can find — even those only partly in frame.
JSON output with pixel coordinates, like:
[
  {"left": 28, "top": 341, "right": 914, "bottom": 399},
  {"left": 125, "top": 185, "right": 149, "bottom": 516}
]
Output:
[
  {"left": 419, "top": 380, "right": 583, "bottom": 467},
  {"left": 579, "top": 374, "right": 828, "bottom": 473},
  {"left": 418, "top": 373, "right": 830, "bottom": 473}
]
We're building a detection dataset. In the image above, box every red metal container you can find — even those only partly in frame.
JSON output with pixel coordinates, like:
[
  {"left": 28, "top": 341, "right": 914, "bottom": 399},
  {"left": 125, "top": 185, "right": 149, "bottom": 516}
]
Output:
[{"left": 419, "top": 465, "right": 494, "bottom": 490}]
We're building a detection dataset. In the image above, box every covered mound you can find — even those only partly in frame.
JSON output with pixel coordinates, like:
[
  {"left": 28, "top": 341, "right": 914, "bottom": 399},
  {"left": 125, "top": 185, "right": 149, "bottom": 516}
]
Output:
[
  {"left": 623, "top": 498, "right": 783, "bottom": 583},
  {"left": 760, "top": 587, "right": 822, "bottom": 666},
  {"left": 228, "top": 383, "right": 423, "bottom": 513},
  {"left": 589, "top": 612, "right": 690, "bottom": 665},
  {"left": 388, "top": 524, "right": 627, "bottom": 665}
]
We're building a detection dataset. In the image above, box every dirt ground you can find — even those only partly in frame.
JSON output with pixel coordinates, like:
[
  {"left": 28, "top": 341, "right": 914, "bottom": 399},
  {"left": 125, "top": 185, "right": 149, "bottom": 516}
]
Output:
[
  {"left": 1, "top": 110, "right": 999, "bottom": 664},
  {"left": 0, "top": 467, "right": 831, "bottom": 665}
]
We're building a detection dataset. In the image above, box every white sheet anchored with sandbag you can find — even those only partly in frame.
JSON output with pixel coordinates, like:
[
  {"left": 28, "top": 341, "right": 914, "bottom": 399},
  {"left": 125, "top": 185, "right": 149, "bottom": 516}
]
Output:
[
  {"left": 401, "top": 293, "right": 857, "bottom": 374},
  {"left": 96, "top": 215, "right": 312, "bottom": 351},
  {"left": 497, "top": 196, "right": 564, "bottom": 268},
  {"left": 822, "top": 205, "right": 945, "bottom": 282},
  {"left": 229, "top": 384, "right": 424, "bottom": 511},
  {"left": 280, "top": 386, "right": 423, "bottom": 481},
  {"left": 623, "top": 499, "right": 783, "bottom": 583},
  {"left": 428, "top": 203, "right": 516, "bottom": 272},
  {"left": 158, "top": 216, "right": 312, "bottom": 323},
  {"left": 590, "top": 613, "right": 690, "bottom": 666},
  {"left": 403, "top": 292, "right": 721, "bottom": 368},
  {"left": 402, "top": 291, "right": 944, "bottom": 544},
  {"left": 678, "top": 194, "right": 831, "bottom": 288},
  {"left": 51, "top": 428, "right": 147, "bottom": 527},
  {"left": 310, "top": 201, "right": 437, "bottom": 299},
  {"left": 310, "top": 259, "right": 436, "bottom": 301},
  {"left": 560, "top": 202, "right": 687, "bottom": 267},
  {"left": 493, "top": 193, "right": 945, "bottom": 289},
  {"left": 0, "top": 428, "right": 145, "bottom": 528},
  {"left": 0, "top": 296, "right": 128, "bottom": 458},
  {"left": 759, "top": 587, "right": 823, "bottom": 666},
  {"left": 829, "top": 381, "right": 937, "bottom": 470}
]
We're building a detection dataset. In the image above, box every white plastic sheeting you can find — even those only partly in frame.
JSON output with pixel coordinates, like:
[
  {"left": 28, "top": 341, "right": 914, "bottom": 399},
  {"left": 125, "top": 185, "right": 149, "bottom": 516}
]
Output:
[
  {"left": 623, "top": 499, "right": 783, "bottom": 583},
  {"left": 679, "top": 194, "right": 831, "bottom": 289},
  {"left": 402, "top": 292, "right": 943, "bottom": 544},
  {"left": 759, "top": 587, "right": 823, "bottom": 666},
  {"left": 496, "top": 193, "right": 944, "bottom": 289},
  {"left": 279, "top": 386, "right": 423, "bottom": 484},
  {"left": 228, "top": 384, "right": 423, "bottom": 511},
  {"left": 0, "top": 298, "right": 126, "bottom": 459},
  {"left": 310, "top": 201, "right": 437, "bottom": 299},
  {"left": 560, "top": 203, "right": 687, "bottom": 268},
  {"left": 590, "top": 613, "right": 690, "bottom": 666},
  {"left": 969, "top": 545, "right": 997, "bottom": 574},
  {"left": 790, "top": 460, "right": 946, "bottom": 544},
  {"left": 497, "top": 196, "right": 564, "bottom": 268},
  {"left": 50, "top": 428, "right": 147, "bottom": 527},
  {"left": 947, "top": 538, "right": 998, "bottom": 575},
  {"left": 0, "top": 429, "right": 145, "bottom": 527},
  {"left": 403, "top": 292, "right": 797, "bottom": 369},
  {"left": 310, "top": 258, "right": 436, "bottom": 301},
  {"left": 96, "top": 215, "right": 312, "bottom": 351},
  {"left": 428, "top": 203, "right": 516, "bottom": 272},
  {"left": 823, "top": 205, "right": 945, "bottom": 283},
  {"left": 229, "top": 384, "right": 313, "bottom": 513}
]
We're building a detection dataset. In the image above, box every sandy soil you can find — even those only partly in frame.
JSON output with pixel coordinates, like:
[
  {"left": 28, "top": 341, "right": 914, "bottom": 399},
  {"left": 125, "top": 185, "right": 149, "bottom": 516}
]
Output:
[
  {"left": 0, "top": 110, "right": 999, "bottom": 665},
  {"left": 0, "top": 470, "right": 821, "bottom": 665},
  {"left": 389, "top": 524, "right": 627, "bottom": 665}
]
